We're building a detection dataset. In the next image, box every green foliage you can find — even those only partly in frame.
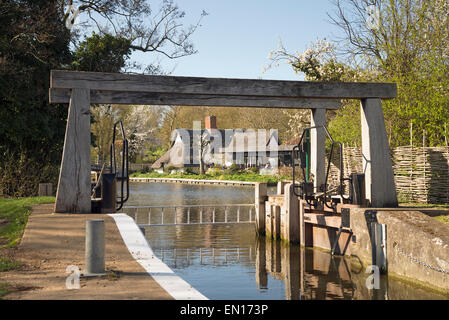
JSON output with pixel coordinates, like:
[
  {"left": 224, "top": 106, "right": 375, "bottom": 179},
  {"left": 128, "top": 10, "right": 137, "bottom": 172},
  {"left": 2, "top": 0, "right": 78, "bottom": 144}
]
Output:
[
  {"left": 143, "top": 146, "right": 168, "bottom": 164},
  {"left": 327, "top": 101, "right": 362, "bottom": 146},
  {"left": 225, "top": 163, "right": 241, "bottom": 174},
  {"left": 71, "top": 33, "right": 132, "bottom": 73},
  {"left": 0, "top": 282, "right": 9, "bottom": 299},
  {"left": 0, "top": 0, "right": 72, "bottom": 196},
  {"left": 185, "top": 168, "right": 197, "bottom": 175},
  {"left": 0, "top": 257, "right": 21, "bottom": 272},
  {"left": 131, "top": 170, "right": 286, "bottom": 183},
  {"left": 435, "top": 215, "right": 449, "bottom": 225},
  {"left": 248, "top": 166, "right": 259, "bottom": 173}
]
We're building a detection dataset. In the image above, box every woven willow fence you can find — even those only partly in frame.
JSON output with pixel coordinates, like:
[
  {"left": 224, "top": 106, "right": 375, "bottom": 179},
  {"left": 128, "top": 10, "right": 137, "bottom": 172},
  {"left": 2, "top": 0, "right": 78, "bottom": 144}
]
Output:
[{"left": 325, "top": 145, "right": 449, "bottom": 204}]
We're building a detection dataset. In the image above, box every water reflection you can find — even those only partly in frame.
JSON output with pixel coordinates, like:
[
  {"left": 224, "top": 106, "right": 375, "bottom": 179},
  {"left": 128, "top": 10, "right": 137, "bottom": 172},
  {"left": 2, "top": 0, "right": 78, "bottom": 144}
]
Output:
[
  {"left": 129, "top": 183, "right": 447, "bottom": 300},
  {"left": 143, "top": 223, "right": 446, "bottom": 300}
]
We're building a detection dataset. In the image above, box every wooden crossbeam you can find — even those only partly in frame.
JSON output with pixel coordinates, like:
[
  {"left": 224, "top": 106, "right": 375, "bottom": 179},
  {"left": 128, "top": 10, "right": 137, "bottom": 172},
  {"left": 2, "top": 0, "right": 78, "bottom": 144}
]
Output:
[
  {"left": 49, "top": 88, "right": 341, "bottom": 109},
  {"left": 50, "top": 70, "right": 397, "bottom": 99}
]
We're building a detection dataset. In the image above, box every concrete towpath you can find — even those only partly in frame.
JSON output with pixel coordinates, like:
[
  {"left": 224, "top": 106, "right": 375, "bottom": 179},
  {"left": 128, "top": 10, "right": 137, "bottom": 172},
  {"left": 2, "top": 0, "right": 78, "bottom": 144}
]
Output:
[{"left": 1, "top": 203, "right": 175, "bottom": 300}]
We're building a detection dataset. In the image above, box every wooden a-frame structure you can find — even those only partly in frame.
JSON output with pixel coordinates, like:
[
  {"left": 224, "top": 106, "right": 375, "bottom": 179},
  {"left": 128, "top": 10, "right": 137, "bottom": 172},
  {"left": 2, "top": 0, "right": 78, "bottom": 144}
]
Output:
[{"left": 49, "top": 70, "right": 398, "bottom": 213}]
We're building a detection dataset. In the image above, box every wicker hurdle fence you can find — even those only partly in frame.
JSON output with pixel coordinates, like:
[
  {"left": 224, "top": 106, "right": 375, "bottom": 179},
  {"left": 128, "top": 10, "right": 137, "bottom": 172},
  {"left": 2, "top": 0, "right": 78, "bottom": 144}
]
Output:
[{"left": 325, "top": 145, "right": 449, "bottom": 204}]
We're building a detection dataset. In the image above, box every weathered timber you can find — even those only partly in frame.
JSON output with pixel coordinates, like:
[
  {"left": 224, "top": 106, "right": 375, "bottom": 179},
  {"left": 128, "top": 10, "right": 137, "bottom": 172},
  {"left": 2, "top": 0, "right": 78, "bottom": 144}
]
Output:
[
  {"left": 49, "top": 88, "right": 341, "bottom": 109},
  {"left": 310, "top": 109, "right": 326, "bottom": 193},
  {"left": 360, "top": 98, "right": 398, "bottom": 207},
  {"left": 50, "top": 70, "right": 397, "bottom": 99},
  {"left": 54, "top": 88, "right": 91, "bottom": 213},
  {"left": 255, "top": 183, "right": 268, "bottom": 235},
  {"left": 282, "top": 183, "right": 300, "bottom": 243}
]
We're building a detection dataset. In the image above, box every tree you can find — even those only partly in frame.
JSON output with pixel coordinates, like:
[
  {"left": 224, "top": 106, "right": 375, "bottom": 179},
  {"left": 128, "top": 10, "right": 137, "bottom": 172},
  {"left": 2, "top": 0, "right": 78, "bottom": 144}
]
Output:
[
  {"left": 0, "top": 0, "right": 72, "bottom": 196},
  {"left": 328, "top": 0, "right": 449, "bottom": 146},
  {"left": 63, "top": 0, "right": 208, "bottom": 72},
  {"left": 265, "top": 39, "right": 364, "bottom": 145},
  {"left": 0, "top": 0, "right": 206, "bottom": 196},
  {"left": 265, "top": 1, "right": 449, "bottom": 147},
  {"left": 71, "top": 32, "right": 132, "bottom": 72},
  {"left": 197, "top": 132, "right": 212, "bottom": 174}
]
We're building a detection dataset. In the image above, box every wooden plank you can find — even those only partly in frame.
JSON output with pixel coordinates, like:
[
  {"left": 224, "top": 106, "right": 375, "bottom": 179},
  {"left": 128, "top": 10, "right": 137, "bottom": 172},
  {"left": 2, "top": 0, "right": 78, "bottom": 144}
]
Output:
[
  {"left": 303, "top": 213, "right": 342, "bottom": 229},
  {"left": 49, "top": 88, "right": 341, "bottom": 109},
  {"left": 51, "top": 70, "right": 397, "bottom": 99},
  {"left": 282, "top": 183, "right": 300, "bottom": 243},
  {"left": 360, "top": 98, "right": 398, "bottom": 207},
  {"left": 54, "top": 88, "right": 91, "bottom": 213}
]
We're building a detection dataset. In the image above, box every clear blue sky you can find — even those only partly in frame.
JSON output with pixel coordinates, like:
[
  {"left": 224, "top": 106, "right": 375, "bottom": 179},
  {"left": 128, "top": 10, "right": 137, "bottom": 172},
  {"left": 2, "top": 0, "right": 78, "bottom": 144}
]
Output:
[{"left": 131, "top": 0, "right": 344, "bottom": 80}]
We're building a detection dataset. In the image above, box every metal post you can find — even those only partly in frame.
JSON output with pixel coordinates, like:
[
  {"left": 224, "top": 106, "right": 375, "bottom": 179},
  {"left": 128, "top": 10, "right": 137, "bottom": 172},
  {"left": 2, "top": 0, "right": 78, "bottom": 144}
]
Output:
[{"left": 85, "top": 219, "right": 105, "bottom": 275}]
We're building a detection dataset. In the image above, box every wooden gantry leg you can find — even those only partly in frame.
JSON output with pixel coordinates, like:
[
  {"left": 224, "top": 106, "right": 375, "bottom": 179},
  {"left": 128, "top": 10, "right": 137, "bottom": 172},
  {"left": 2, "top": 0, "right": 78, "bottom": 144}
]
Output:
[
  {"left": 54, "top": 88, "right": 91, "bottom": 213},
  {"left": 360, "top": 98, "right": 398, "bottom": 207}
]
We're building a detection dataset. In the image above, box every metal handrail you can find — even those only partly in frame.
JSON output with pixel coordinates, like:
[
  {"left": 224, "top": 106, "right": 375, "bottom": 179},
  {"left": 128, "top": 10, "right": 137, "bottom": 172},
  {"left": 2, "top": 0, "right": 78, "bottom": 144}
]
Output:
[
  {"left": 123, "top": 203, "right": 255, "bottom": 226},
  {"left": 292, "top": 125, "right": 352, "bottom": 210},
  {"left": 111, "top": 120, "right": 129, "bottom": 210},
  {"left": 91, "top": 163, "right": 105, "bottom": 198}
]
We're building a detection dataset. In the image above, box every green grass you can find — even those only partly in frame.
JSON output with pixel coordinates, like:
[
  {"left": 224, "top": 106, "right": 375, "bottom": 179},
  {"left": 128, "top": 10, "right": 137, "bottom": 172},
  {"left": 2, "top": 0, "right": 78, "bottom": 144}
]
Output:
[
  {"left": 0, "top": 196, "right": 55, "bottom": 248},
  {"left": 435, "top": 215, "right": 449, "bottom": 225},
  {"left": 0, "top": 196, "right": 55, "bottom": 300},
  {"left": 0, "top": 282, "right": 8, "bottom": 300},
  {"left": 0, "top": 257, "right": 21, "bottom": 272},
  {"left": 399, "top": 202, "right": 449, "bottom": 209},
  {"left": 398, "top": 202, "right": 449, "bottom": 225},
  {"left": 131, "top": 171, "right": 288, "bottom": 183}
]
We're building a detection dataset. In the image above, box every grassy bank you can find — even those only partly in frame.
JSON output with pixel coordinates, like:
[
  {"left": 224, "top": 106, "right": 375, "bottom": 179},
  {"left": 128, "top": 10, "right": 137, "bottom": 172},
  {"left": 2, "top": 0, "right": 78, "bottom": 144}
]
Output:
[
  {"left": 131, "top": 170, "right": 290, "bottom": 184},
  {"left": 435, "top": 215, "right": 449, "bottom": 225},
  {"left": 0, "top": 196, "right": 55, "bottom": 248},
  {"left": 399, "top": 202, "right": 449, "bottom": 226},
  {"left": 0, "top": 196, "right": 55, "bottom": 299}
]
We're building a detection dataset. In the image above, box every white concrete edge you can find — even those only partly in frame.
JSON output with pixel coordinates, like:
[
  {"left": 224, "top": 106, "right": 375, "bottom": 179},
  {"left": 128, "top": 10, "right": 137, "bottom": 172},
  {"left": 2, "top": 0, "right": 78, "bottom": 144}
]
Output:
[{"left": 108, "top": 213, "right": 208, "bottom": 300}]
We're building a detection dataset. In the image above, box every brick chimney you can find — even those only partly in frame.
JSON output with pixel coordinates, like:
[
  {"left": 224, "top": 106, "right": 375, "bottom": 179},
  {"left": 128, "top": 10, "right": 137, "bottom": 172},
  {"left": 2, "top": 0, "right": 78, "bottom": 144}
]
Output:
[{"left": 205, "top": 116, "right": 217, "bottom": 130}]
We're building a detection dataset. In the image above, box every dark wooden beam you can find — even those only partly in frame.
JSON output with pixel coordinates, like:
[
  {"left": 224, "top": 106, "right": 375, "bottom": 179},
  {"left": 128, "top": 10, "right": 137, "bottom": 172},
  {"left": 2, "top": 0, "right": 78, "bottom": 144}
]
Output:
[
  {"left": 50, "top": 70, "right": 397, "bottom": 99},
  {"left": 49, "top": 88, "right": 342, "bottom": 109}
]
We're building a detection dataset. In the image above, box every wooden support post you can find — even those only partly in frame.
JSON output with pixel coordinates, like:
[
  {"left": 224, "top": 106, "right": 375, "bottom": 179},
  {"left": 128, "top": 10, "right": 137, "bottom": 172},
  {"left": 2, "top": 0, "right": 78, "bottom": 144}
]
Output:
[
  {"left": 255, "top": 182, "right": 267, "bottom": 235},
  {"left": 255, "top": 238, "right": 267, "bottom": 288},
  {"left": 283, "top": 244, "right": 301, "bottom": 300},
  {"left": 282, "top": 183, "right": 300, "bottom": 243},
  {"left": 273, "top": 240, "right": 282, "bottom": 273},
  {"left": 277, "top": 181, "right": 287, "bottom": 195},
  {"left": 55, "top": 88, "right": 91, "bottom": 213},
  {"left": 299, "top": 200, "right": 306, "bottom": 247},
  {"left": 360, "top": 98, "right": 398, "bottom": 207},
  {"left": 265, "top": 203, "right": 273, "bottom": 238},
  {"left": 273, "top": 206, "right": 281, "bottom": 240},
  {"left": 310, "top": 109, "right": 326, "bottom": 193}
]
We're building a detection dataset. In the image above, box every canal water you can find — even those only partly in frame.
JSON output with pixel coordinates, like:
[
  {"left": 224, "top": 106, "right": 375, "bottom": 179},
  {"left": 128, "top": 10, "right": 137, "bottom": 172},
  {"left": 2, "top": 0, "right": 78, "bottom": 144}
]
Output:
[{"left": 125, "top": 182, "right": 447, "bottom": 300}]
